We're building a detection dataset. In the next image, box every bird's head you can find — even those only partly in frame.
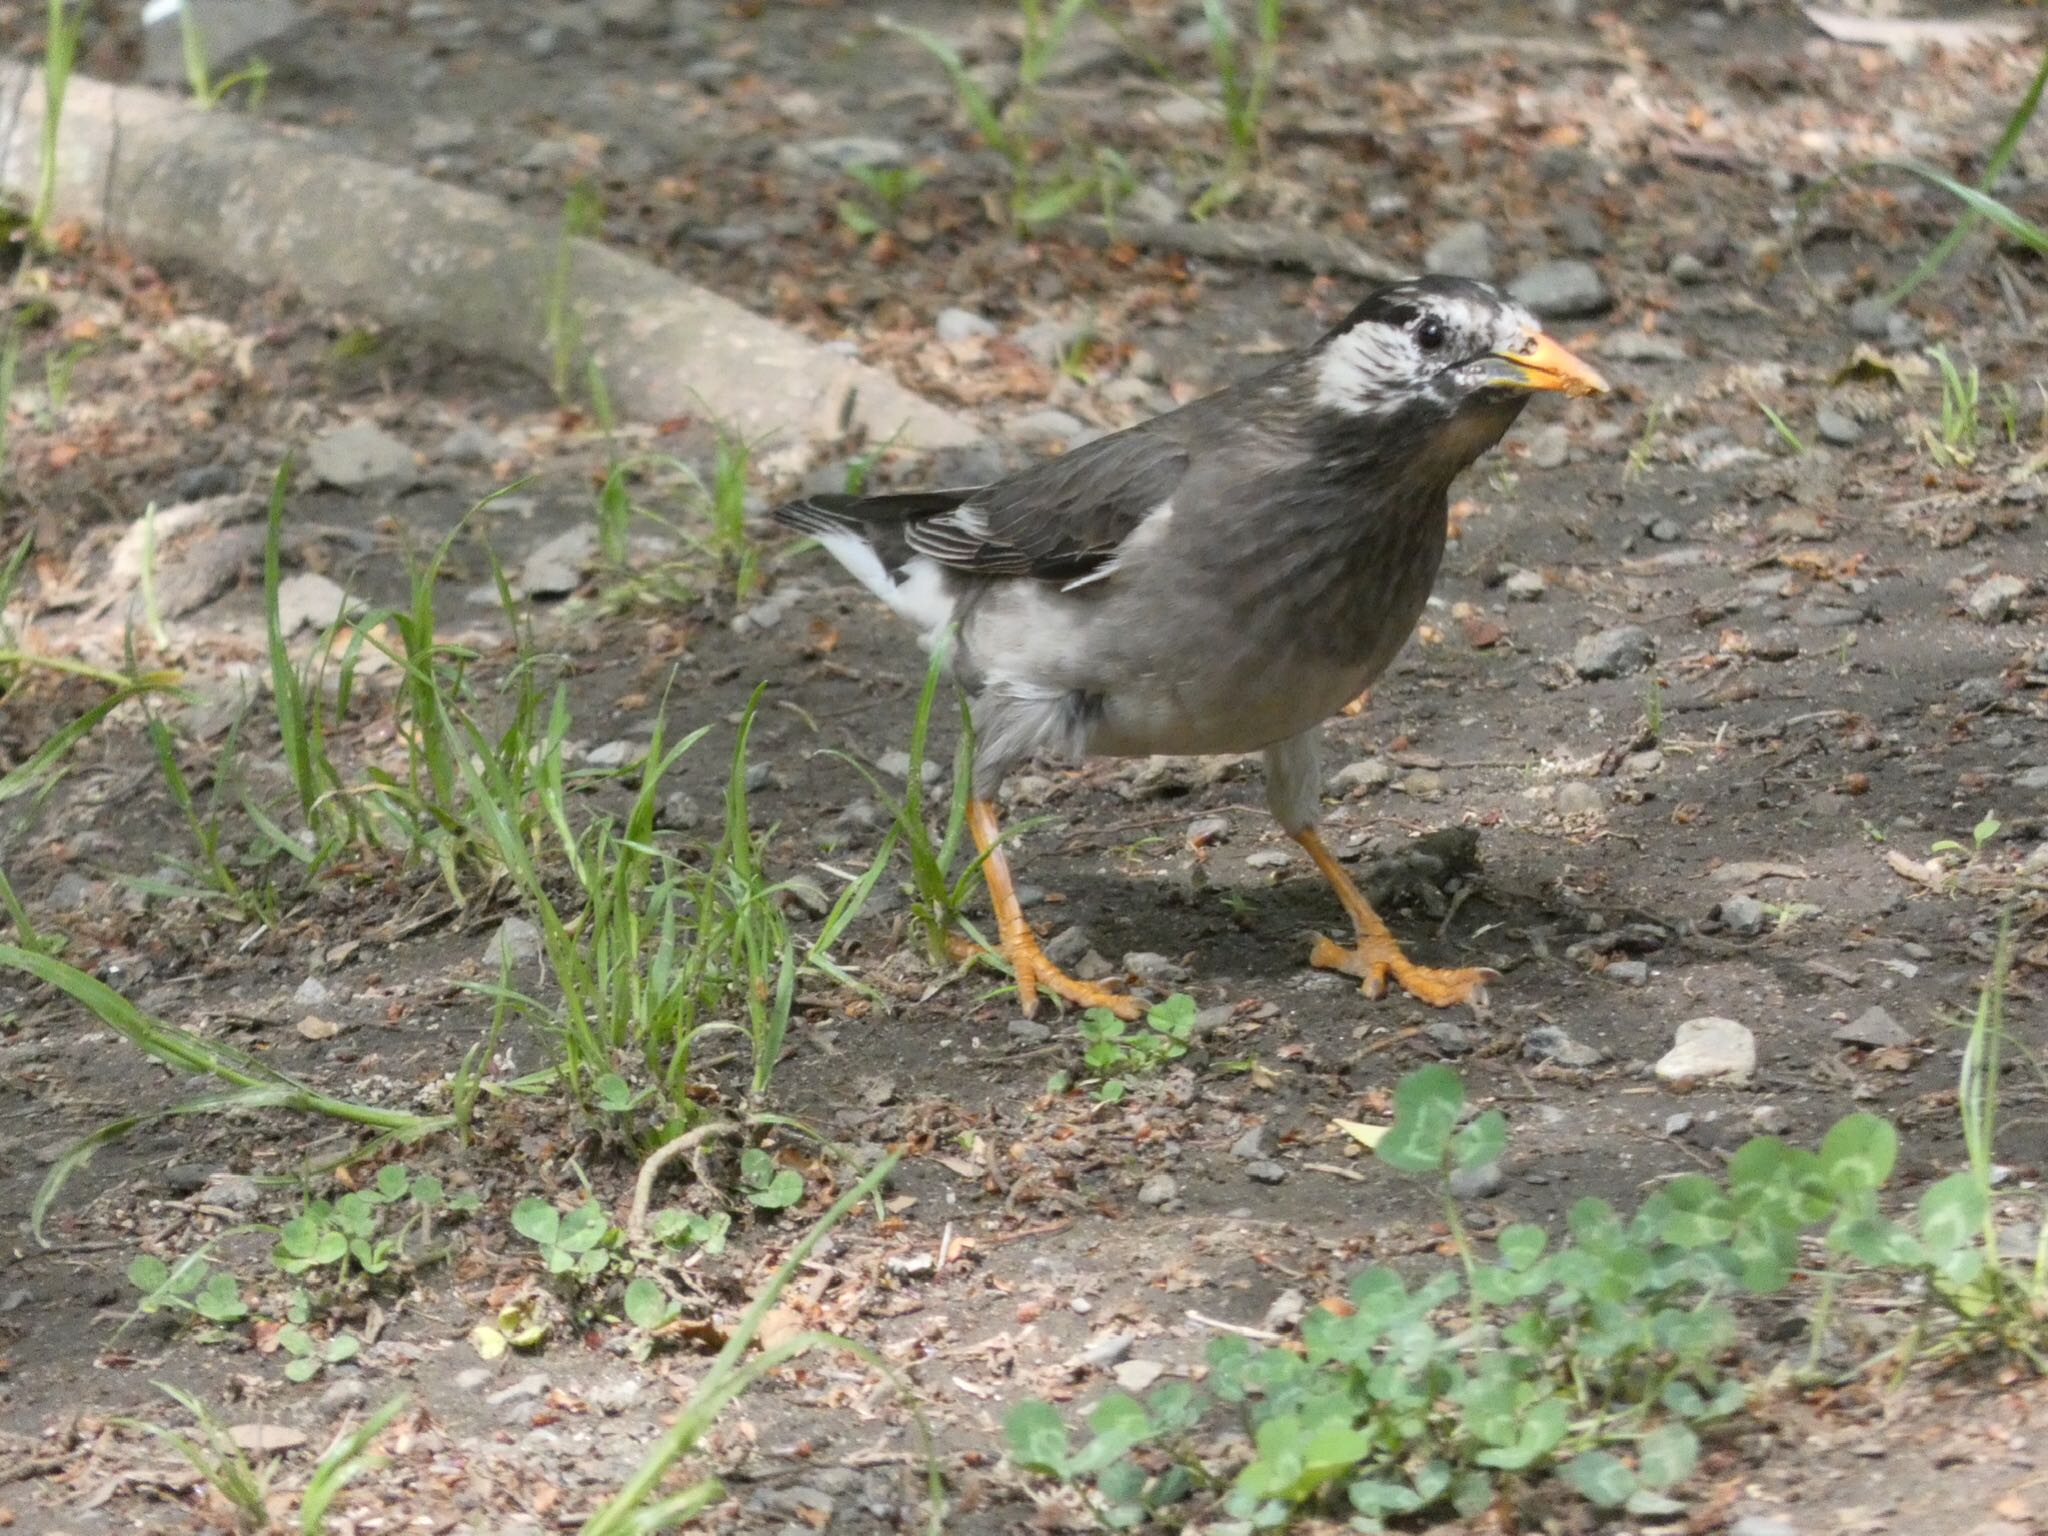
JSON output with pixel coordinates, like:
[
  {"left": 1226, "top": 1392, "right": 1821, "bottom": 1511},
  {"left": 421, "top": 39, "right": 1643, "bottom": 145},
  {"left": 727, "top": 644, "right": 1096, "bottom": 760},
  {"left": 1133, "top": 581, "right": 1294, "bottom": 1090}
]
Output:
[{"left": 1305, "top": 277, "right": 1608, "bottom": 477}]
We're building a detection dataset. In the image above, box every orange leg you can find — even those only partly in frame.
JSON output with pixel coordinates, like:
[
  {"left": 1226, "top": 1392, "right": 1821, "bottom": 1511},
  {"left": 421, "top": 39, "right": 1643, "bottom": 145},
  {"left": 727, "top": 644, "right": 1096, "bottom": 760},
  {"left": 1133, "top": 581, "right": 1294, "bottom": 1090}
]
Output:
[
  {"left": 968, "top": 798, "right": 1141, "bottom": 1020},
  {"left": 1292, "top": 826, "right": 1493, "bottom": 1010}
]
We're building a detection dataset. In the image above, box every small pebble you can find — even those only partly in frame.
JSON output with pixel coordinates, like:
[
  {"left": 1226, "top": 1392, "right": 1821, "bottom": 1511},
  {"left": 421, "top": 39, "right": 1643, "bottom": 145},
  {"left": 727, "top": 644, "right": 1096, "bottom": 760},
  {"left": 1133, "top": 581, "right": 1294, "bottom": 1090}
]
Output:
[
  {"left": 1815, "top": 404, "right": 1863, "bottom": 446},
  {"left": 1448, "top": 1161, "right": 1505, "bottom": 1200},
  {"left": 1504, "top": 568, "right": 1547, "bottom": 602},
  {"left": 1137, "top": 1173, "right": 1177, "bottom": 1206},
  {"left": 1244, "top": 1159, "right": 1287, "bottom": 1185},
  {"left": 1605, "top": 960, "right": 1649, "bottom": 986},
  {"left": 1718, "top": 894, "right": 1768, "bottom": 936},
  {"left": 1571, "top": 625, "right": 1655, "bottom": 680},
  {"left": 1833, "top": 1006, "right": 1910, "bottom": 1048},
  {"left": 1750, "top": 1104, "right": 1791, "bottom": 1135},
  {"left": 1230, "top": 1125, "right": 1272, "bottom": 1161},
  {"left": 1965, "top": 574, "right": 2027, "bottom": 625},
  {"left": 1523, "top": 1026, "right": 1604, "bottom": 1068}
]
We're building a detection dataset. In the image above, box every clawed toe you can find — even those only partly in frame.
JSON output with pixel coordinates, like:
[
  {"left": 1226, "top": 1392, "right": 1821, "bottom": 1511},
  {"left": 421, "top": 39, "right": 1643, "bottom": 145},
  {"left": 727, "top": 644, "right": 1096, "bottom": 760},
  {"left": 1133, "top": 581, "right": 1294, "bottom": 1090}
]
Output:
[{"left": 1310, "top": 933, "right": 1493, "bottom": 1012}]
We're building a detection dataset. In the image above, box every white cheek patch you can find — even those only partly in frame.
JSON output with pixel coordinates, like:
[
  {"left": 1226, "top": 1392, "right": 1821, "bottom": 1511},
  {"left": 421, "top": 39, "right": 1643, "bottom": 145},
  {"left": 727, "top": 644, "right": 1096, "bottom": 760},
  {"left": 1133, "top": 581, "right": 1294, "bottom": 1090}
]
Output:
[{"left": 1315, "top": 324, "right": 1420, "bottom": 415}]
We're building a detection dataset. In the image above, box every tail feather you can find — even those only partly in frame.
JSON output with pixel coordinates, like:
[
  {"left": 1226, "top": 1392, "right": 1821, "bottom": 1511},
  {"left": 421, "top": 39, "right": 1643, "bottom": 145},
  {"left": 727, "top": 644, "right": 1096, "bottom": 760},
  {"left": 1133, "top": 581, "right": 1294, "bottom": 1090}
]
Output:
[{"left": 772, "top": 490, "right": 978, "bottom": 637}]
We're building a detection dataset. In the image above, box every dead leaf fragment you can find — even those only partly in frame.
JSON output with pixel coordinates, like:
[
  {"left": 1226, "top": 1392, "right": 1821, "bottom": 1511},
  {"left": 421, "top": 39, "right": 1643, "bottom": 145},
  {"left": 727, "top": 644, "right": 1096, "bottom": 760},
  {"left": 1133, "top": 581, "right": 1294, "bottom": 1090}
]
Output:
[
  {"left": 228, "top": 1424, "right": 307, "bottom": 1455},
  {"left": 1330, "top": 1117, "right": 1387, "bottom": 1150}
]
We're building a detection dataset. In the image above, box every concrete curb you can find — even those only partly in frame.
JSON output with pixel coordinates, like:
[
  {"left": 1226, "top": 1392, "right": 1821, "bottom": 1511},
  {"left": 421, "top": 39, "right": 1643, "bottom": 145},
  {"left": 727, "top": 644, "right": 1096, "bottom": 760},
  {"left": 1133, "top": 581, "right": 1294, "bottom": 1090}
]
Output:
[{"left": 0, "top": 63, "right": 979, "bottom": 453}]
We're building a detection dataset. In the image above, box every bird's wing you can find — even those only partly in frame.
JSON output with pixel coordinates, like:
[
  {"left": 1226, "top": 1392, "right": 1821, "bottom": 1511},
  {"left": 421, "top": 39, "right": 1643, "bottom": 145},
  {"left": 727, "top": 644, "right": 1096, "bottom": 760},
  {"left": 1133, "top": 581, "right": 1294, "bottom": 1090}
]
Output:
[
  {"left": 784, "top": 430, "right": 1190, "bottom": 589},
  {"left": 908, "top": 430, "right": 1191, "bottom": 583}
]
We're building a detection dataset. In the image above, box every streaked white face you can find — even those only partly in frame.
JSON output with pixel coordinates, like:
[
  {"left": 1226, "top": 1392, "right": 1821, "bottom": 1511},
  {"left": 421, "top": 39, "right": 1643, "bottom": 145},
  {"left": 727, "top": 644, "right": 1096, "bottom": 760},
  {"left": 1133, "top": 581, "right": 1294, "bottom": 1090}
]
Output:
[{"left": 1315, "top": 289, "right": 1542, "bottom": 416}]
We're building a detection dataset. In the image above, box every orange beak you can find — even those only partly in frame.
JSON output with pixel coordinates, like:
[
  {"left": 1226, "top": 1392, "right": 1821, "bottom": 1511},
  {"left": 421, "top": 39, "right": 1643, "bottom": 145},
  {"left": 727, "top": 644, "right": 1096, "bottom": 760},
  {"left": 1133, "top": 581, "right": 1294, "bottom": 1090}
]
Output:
[{"left": 1490, "top": 332, "right": 1610, "bottom": 398}]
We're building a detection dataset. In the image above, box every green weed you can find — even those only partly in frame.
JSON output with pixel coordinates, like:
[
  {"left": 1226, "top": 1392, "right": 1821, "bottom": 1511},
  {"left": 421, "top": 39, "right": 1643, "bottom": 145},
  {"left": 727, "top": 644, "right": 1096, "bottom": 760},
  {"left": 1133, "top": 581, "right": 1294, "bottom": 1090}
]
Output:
[
  {"left": 577, "top": 1149, "right": 944, "bottom": 1536},
  {"left": 298, "top": 1394, "right": 410, "bottom": 1535},
  {"left": 548, "top": 179, "right": 604, "bottom": 402},
  {"left": 1190, "top": 0, "right": 1284, "bottom": 217},
  {"left": 1010, "top": 1030, "right": 2048, "bottom": 1529},
  {"left": 883, "top": 6, "right": 1111, "bottom": 231},
  {"left": 113, "top": 1384, "right": 274, "bottom": 1531},
  {"left": 1927, "top": 345, "right": 1983, "bottom": 466},
  {"left": 32, "top": 0, "right": 82, "bottom": 238},
  {"left": 177, "top": 4, "right": 271, "bottom": 111},
  {"left": 1752, "top": 394, "right": 1807, "bottom": 455},
  {"left": 1050, "top": 994, "right": 1196, "bottom": 1102},
  {"left": 838, "top": 161, "right": 931, "bottom": 236}
]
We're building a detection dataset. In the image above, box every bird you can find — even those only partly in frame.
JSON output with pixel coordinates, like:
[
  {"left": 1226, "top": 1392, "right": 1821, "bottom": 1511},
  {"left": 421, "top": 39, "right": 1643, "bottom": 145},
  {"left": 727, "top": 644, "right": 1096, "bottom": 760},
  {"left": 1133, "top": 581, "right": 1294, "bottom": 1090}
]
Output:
[{"left": 775, "top": 276, "right": 1608, "bottom": 1020}]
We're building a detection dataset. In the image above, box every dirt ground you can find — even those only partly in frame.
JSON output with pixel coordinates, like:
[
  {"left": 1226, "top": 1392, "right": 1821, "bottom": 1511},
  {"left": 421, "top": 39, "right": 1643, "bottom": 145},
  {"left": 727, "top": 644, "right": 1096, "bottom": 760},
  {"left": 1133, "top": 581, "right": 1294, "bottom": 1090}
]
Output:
[{"left": 2, "top": 1, "right": 2047, "bottom": 1532}]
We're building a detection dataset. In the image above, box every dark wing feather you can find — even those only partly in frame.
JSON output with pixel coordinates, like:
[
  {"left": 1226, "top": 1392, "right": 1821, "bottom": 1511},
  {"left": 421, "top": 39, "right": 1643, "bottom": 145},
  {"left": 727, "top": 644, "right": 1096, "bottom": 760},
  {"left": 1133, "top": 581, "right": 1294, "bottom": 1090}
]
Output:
[
  {"left": 773, "top": 429, "right": 1190, "bottom": 587},
  {"left": 906, "top": 430, "right": 1189, "bottom": 582}
]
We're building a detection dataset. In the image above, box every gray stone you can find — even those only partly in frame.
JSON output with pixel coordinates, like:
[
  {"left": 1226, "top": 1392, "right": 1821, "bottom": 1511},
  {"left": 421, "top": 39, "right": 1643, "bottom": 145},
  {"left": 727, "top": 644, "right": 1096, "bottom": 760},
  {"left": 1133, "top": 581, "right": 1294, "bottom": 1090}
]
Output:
[
  {"left": 778, "top": 136, "right": 910, "bottom": 174},
  {"left": 1729, "top": 1517, "right": 1800, "bottom": 1536},
  {"left": 1965, "top": 573, "right": 2027, "bottom": 624},
  {"left": 436, "top": 421, "right": 501, "bottom": 465},
  {"left": 1006, "top": 408, "right": 1088, "bottom": 446},
  {"left": 1123, "top": 951, "right": 1190, "bottom": 985},
  {"left": 1187, "top": 815, "right": 1230, "bottom": 844},
  {"left": 835, "top": 798, "right": 883, "bottom": 836},
  {"left": 1665, "top": 1112, "right": 1694, "bottom": 1136},
  {"left": 1007, "top": 1018, "right": 1052, "bottom": 1045},
  {"left": 1645, "top": 516, "right": 1683, "bottom": 542},
  {"left": 598, "top": 0, "right": 669, "bottom": 34},
  {"left": 276, "top": 572, "right": 352, "bottom": 637},
  {"left": 411, "top": 116, "right": 477, "bottom": 155},
  {"left": 1794, "top": 601, "right": 1865, "bottom": 628},
  {"left": 1815, "top": 404, "right": 1863, "bottom": 446},
  {"left": 743, "top": 761, "right": 775, "bottom": 794},
  {"left": 1043, "top": 926, "right": 1092, "bottom": 967},
  {"left": 1668, "top": 251, "right": 1711, "bottom": 285},
  {"left": 1113, "top": 1359, "right": 1165, "bottom": 1393},
  {"left": 1833, "top": 1006, "right": 1910, "bottom": 1048},
  {"left": 48, "top": 873, "right": 91, "bottom": 910},
  {"left": 1555, "top": 782, "right": 1605, "bottom": 817},
  {"left": 485, "top": 1371, "right": 548, "bottom": 1406},
  {"left": 1448, "top": 1160, "right": 1505, "bottom": 1200},
  {"left": 306, "top": 420, "right": 418, "bottom": 491},
  {"left": 1330, "top": 757, "right": 1396, "bottom": 794},
  {"left": 1077, "top": 1331, "right": 1134, "bottom": 1367},
  {"left": 292, "top": 976, "right": 335, "bottom": 1010},
  {"left": 936, "top": 307, "right": 999, "bottom": 343},
  {"left": 1718, "top": 894, "right": 1768, "bottom": 936},
  {"left": 1601, "top": 330, "right": 1687, "bottom": 363},
  {"left": 1750, "top": 1104, "right": 1791, "bottom": 1135},
  {"left": 518, "top": 527, "right": 595, "bottom": 598},
  {"left": 1230, "top": 1125, "right": 1272, "bottom": 1161},
  {"left": 524, "top": 23, "right": 562, "bottom": 57},
  {"left": 659, "top": 791, "right": 703, "bottom": 832},
  {"left": 1423, "top": 219, "right": 1495, "bottom": 281},
  {"left": 1423, "top": 1018, "right": 1478, "bottom": 1055},
  {"left": 1571, "top": 625, "right": 1655, "bottom": 680},
  {"left": 1504, "top": 567, "right": 1547, "bottom": 601},
  {"left": 1605, "top": 959, "right": 1649, "bottom": 986},
  {"left": 1508, "top": 259, "right": 1611, "bottom": 318},
  {"left": 1655, "top": 1016, "right": 1756, "bottom": 1084},
  {"left": 1847, "top": 298, "right": 1893, "bottom": 340},
  {"left": 1528, "top": 423, "right": 1570, "bottom": 469},
  {"left": 2016, "top": 766, "right": 2048, "bottom": 792},
  {"left": 1245, "top": 849, "right": 1292, "bottom": 869},
  {"left": 484, "top": 917, "right": 542, "bottom": 970},
  {"left": 201, "top": 1171, "right": 261, "bottom": 1210},
  {"left": 1244, "top": 1159, "right": 1287, "bottom": 1185},
  {"left": 1523, "top": 1026, "right": 1604, "bottom": 1067},
  {"left": 1555, "top": 206, "right": 1607, "bottom": 255},
  {"left": 1137, "top": 1173, "right": 1177, "bottom": 1206}
]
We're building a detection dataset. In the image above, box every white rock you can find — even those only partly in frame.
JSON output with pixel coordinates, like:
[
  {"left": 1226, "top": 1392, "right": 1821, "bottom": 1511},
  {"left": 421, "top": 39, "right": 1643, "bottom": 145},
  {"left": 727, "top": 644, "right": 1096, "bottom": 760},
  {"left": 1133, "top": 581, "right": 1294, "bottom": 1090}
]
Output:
[
  {"left": 306, "top": 420, "right": 419, "bottom": 491},
  {"left": 275, "top": 572, "right": 352, "bottom": 636},
  {"left": 1655, "top": 1017, "right": 1756, "bottom": 1085}
]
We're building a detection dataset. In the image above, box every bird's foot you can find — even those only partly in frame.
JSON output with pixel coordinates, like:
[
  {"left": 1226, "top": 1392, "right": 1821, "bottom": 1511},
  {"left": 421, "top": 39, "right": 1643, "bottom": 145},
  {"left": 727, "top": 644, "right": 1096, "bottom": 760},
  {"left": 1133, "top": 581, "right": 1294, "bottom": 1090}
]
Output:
[
  {"left": 1008, "top": 935, "right": 1143, "bottom": 1021},
  {"left": 947, "top": 929, "right": 1143, "bottom": 1019},
  {"left": 1309, "top": 933, "right": 1493, "bottom": 1011}
]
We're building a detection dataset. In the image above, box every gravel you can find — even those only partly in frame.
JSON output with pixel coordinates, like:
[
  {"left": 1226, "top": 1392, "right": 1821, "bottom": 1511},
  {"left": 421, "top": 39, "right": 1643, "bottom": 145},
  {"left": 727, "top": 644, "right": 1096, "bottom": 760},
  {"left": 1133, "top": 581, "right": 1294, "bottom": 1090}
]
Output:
[
  {"left": 1137, "top": 1173, "right": 1178, "bottom": 1206},
  {"left": 1717, "top": 894, "right": 1769, "bottom": 936},
  {"left": 1508, "top": 258, "right": 1611, "bottom": 318},
  {"left": 1244, "top": 1159, "right": 1287, "bottom": 1185},
  {"left": 1523, "top": 1026, "right": 1604, "bottom": 1068}
]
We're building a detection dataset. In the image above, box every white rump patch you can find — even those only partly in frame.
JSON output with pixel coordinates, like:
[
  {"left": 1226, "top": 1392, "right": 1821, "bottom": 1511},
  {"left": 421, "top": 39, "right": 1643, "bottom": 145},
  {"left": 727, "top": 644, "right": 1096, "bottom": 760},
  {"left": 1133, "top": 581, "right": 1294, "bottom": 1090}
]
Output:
[{"left": 812, "top": 531, "right": 958, "bottom": 642}]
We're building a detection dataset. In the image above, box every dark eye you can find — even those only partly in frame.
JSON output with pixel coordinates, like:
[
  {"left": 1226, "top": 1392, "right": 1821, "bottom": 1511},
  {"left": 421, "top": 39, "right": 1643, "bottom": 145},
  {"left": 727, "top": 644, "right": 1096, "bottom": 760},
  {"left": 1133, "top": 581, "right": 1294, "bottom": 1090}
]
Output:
[{"left": 1415, "top": 315, "right": 1448, "bottom": 351}]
